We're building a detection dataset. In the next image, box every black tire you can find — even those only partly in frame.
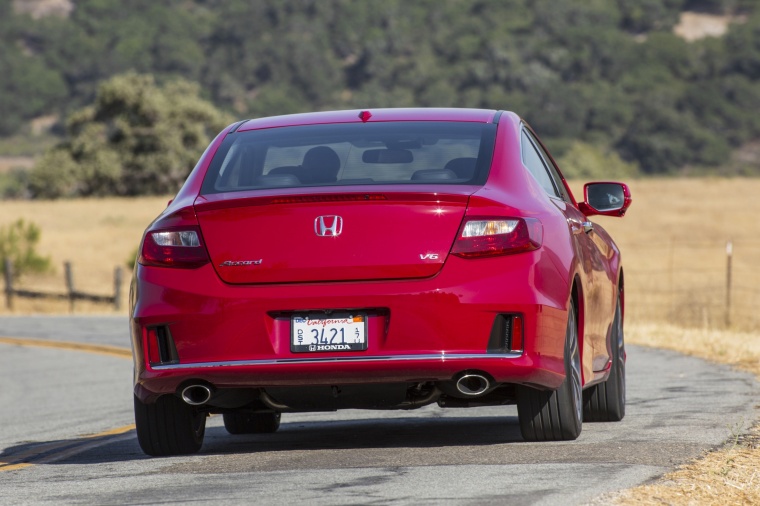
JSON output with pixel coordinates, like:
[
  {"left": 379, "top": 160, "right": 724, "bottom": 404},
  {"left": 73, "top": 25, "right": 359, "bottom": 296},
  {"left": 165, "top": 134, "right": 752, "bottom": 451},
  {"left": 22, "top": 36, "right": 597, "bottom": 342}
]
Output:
[
  {"left": 583, "top": 297, "right": 625, "bottom": 422},
  {"left": 517, "top": 300, "right": 583, "bottom": 441},
  {"left": 134, "top": 394, "right": 206, "bottom": 456},
  {"left": 223, "top": 411, "right": 281, "bottom": 434}
]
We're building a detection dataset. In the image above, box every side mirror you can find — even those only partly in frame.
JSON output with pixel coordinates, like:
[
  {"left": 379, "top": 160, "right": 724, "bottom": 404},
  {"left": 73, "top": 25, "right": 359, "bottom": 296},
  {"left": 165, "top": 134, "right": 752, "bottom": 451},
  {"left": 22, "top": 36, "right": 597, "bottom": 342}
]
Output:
[{"left": 578, "top": 182, "right": 632, "bottom": 217}]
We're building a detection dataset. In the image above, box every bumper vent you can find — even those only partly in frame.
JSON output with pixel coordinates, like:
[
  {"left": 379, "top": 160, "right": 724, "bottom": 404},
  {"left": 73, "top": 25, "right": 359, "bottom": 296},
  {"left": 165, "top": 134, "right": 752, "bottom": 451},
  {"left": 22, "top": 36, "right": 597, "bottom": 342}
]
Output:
[
  {"left": 487, "top": 314, "right": 523, "bottom": 354},
  {"left": 147, "top": 326, "right": 179, "bottom": 365}
]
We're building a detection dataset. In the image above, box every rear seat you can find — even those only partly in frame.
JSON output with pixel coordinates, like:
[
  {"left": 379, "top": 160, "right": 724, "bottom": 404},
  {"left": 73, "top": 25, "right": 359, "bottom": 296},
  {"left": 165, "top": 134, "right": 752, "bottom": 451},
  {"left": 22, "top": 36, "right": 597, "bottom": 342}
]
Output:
[
  {"left": 410, "top": 169, "right": 458, "bottom": 181},
  {"left": 443, "top": 157, "right": 477, "bottom": 179},
  {"left": 254, "top": 174, "right": 301, "bottom": 187}
]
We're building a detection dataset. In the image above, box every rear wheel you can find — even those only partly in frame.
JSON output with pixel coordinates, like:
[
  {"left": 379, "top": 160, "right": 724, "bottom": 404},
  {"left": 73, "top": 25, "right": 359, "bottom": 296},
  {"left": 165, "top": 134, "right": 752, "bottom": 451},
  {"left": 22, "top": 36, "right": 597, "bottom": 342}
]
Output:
[
  {"left": 134, "top": 394, "right": 206, "bottom": 456},
  {"left": 583, "top": 297, "right": 625, "bottom": 422},
  {"left": 223, "top": 411, "right": 281, "bottom": 434},
  {"left": 517, "top": 300, "right": 583, "bottom": 441}
]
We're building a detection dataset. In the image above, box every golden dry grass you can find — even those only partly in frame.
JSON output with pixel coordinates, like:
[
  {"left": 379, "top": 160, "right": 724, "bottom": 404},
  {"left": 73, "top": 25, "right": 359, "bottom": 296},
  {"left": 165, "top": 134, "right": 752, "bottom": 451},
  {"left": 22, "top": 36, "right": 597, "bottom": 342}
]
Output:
[
  {"left": 626, "top": 324, "right": 760, "bottom": 379},
  {"left": 606, "top": 426, "right": 760, "bottom": 505},
  {"left": 0, "top": 196, "right": 169, "bottom": 314},
  {"left": 571, "top": 178, "right": 760, "bottom": 332}
]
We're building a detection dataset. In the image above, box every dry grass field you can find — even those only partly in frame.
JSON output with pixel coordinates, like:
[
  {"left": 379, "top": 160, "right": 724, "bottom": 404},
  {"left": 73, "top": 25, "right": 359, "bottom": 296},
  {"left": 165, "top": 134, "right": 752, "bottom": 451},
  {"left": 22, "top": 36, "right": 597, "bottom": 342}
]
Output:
[
  {"left": 1, "top": 178, "right": 759, "bottom": 503},
  {"left": 0, "top": 196, "right": 169, "bottom": 314},
  {"left": 575, "top": 178, "right": 760, "bottom": 332},
  {"left": 3, "top": 178, "right": 759, "bottom": 326}
]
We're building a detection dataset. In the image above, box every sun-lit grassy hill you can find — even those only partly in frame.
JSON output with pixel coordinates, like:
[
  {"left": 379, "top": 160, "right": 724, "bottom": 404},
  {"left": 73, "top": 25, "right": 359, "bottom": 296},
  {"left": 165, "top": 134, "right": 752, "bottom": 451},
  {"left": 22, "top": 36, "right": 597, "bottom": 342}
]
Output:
[{"left": 3, "top": 1, "right": 760, "bottom": 179}]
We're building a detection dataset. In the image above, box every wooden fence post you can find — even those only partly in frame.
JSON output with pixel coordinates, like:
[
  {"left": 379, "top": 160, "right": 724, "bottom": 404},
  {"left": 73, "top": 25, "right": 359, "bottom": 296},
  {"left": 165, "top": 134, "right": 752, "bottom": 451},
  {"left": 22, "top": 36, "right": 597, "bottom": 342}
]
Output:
[
  {"left": 113, "top": 267, "right": 123, "bottom": 310},
  {"left": 64, "top": 261, "right": 75, "bottom": 313},
  {"left": 3, "top": 259, "right": 13, "bottom": 310},
  {"left": 726, "top": 240, "right": 733, "bottom": 328}
]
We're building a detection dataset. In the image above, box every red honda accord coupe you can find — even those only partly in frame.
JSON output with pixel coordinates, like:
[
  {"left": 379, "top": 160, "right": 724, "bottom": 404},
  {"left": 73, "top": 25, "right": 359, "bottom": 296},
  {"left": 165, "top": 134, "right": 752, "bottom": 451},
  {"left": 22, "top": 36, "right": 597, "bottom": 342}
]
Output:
[{"left": 130, "top": 108, "right": 631, "bottom": 456}]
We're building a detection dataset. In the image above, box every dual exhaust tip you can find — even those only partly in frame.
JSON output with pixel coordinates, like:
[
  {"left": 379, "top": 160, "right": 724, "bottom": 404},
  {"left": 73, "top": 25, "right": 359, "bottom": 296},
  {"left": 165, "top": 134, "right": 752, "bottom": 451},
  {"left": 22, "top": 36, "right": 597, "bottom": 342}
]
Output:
[
  {"left": 181, "top": 374, "right": 492, "bottom": 405},
  {"left": 455, "top": 373, "right": 491, "bottom": 397},
  {"left": 181, "top": 384, "right": 213, "bottom": 406}
]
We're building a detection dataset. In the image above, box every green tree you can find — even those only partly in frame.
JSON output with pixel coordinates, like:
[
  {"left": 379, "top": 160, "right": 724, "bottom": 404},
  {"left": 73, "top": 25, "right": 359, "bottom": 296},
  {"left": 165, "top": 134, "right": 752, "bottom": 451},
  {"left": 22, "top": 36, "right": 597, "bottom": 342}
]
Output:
[
  {"left": 2, "top": 0, "right": 760, "bottom": 177},
  {"left": 618, "top": 0, "right": 683, "bottom": 33},
  {"left": 0, "top": 1, "right": 67, "bottom": 135},
  {"left": 29, "top": 72, "right": 233, "bottom": 198}
]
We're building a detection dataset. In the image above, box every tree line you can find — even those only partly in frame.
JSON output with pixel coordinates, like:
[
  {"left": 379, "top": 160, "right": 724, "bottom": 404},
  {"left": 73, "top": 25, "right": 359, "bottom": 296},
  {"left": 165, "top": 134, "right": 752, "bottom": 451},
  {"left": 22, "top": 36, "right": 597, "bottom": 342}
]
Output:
[{"left": 2, "top": 0, "right": 760, "bottom": 197}]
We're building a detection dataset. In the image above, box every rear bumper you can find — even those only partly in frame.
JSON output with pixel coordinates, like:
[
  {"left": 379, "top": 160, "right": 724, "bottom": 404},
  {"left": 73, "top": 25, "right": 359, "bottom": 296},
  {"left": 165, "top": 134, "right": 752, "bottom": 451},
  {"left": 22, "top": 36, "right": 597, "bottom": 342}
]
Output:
[
  {"left": 134, "top": 352, "right": 564, "bottom": 402},
  {"left": 131, "top": 250, "right": 570, "bottom": 401}
]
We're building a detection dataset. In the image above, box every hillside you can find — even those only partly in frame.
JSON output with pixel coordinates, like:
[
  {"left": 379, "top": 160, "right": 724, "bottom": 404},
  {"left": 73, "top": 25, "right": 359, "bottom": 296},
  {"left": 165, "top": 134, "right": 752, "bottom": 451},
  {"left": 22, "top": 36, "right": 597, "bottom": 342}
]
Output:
[{"left": 2, "top": 0, "right": 760, "bottom": 186}]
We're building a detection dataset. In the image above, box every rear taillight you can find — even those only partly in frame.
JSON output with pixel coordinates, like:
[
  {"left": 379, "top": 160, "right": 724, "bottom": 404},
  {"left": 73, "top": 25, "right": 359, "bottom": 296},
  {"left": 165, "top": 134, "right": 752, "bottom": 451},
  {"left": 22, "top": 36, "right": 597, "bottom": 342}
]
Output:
[
  {"left": 451, "top": 217, "right": 542, "bottom": 258},
  {"left": 139, "top": 227, "right": 210, "bottom": 268}
]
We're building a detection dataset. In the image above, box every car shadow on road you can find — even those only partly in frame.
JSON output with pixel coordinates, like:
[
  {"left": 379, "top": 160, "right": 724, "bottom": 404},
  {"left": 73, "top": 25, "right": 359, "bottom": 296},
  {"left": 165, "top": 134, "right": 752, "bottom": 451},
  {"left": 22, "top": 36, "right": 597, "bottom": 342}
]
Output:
[
  {"left": 0, "top": 414, "right": 526, "bottom": 467},
  {"left": 0, "top": 431, "right": 142, "bottom": 468},
  {"left": 207, "top": 415, "right": 525, "bottom": 454}
]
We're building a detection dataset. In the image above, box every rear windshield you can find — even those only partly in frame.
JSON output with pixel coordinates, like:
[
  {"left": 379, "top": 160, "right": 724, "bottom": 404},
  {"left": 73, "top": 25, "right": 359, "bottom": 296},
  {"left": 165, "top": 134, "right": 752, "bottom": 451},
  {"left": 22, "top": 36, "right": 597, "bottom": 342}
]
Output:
[{"left": 201, "top": 121, "right": 497, "bottom": 194}]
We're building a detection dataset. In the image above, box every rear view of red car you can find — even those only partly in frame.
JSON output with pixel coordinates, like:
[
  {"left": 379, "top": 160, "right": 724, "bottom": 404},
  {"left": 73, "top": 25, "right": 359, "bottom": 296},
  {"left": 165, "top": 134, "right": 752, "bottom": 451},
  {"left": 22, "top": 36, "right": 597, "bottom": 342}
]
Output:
[{"left": 130, "top": 108, "right": 631, "bottom": 456}]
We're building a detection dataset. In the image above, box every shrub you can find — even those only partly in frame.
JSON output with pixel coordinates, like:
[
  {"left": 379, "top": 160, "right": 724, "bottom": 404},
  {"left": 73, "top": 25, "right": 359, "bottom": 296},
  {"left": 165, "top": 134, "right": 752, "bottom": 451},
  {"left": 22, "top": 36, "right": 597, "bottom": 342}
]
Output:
[
  {"left": 0, "top": 168, "right": 30, "bottom": 199},
  {"left": 29, "top": 72, "right": 233, "bottom": 198},
  {"left": 126, "top": 246, "right": 139, "bottom": 270},
  {"left": 558, "top": 141, "right": 640, "bottom": 180},
  {"left": 0, "top": 219, "right": 51, "bottom": 280}
]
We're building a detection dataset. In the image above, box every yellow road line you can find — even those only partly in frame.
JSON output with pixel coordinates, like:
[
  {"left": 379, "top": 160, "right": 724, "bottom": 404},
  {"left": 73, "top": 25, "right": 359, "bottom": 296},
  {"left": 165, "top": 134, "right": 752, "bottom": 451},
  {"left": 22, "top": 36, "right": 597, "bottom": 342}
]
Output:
[
  {"left": 0, "top": 340, "right": 134, "bottom": 472},
  {"left": 82, "top": 424, "right": 135, "bottom": 438},
  {"left": 0, "top": 441, "right": 77, "bottom": 468},
  {"left": 34, "top": 433, "right": 136, "bottom": 466},
  {"left": 0, "top": 337, "right": 131, "bottom": 359},
  {"left": 0, "top": 424, "right": 137, "bottom": 472},
  {"left": 0, "top": 463, "right": 33, "bottom": 471}
]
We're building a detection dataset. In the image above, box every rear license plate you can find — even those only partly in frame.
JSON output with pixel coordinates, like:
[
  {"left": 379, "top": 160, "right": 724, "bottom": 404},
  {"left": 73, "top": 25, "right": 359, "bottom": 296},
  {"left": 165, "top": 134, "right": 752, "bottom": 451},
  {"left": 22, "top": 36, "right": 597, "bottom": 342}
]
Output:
[{"left": 291, "top": 313, "right": 368, "bottom": 353}]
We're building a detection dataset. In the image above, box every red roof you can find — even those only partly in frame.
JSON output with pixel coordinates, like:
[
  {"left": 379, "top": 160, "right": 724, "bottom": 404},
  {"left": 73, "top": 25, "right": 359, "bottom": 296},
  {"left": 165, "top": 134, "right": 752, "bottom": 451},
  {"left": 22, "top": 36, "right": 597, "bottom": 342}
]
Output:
[{"left": 236, "top": 108, "right": 502, "bottom": 132}]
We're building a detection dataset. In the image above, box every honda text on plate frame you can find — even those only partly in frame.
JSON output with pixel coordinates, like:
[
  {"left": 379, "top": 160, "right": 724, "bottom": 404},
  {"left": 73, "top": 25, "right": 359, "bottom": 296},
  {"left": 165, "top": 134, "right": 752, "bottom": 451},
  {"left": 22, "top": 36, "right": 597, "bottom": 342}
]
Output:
[
  {"left": 131, "top": 108, "right": 631, "bottom": 456},
  {"left": 291, "top": 313, "right": 367, "bottom": 352}
]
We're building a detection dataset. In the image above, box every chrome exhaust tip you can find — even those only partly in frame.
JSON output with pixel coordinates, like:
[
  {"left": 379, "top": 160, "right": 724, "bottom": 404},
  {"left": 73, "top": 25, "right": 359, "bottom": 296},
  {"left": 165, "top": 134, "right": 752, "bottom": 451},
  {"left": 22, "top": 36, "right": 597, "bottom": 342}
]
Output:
[
  {"left": 181, "top": 384, "right": 213, "bottom": 406},
  {"left": 455, "top": 374, "right": 491, "bottom": 396}
]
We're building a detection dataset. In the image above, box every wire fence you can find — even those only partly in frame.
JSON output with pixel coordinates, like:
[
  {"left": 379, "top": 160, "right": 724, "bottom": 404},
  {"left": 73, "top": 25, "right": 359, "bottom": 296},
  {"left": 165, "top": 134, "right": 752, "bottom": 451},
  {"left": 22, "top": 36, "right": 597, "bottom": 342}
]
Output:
[{"left": 619, "top": 239, "right": 760, "bottom": 331}]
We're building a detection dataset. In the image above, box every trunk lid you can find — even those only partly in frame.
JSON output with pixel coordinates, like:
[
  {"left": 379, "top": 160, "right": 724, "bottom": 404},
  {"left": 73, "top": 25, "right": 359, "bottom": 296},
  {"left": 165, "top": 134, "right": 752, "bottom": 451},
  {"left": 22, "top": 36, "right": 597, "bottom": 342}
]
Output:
[{"left": 194, "top": 188, "right": 472, "bottom": 284}]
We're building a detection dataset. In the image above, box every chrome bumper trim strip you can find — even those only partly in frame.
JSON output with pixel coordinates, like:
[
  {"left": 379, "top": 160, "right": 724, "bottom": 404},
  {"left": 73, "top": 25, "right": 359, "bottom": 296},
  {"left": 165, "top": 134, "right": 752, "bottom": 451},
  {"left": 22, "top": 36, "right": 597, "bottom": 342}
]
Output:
[{"left": 151, "top": 352, "right": 522, "bottom": 371}]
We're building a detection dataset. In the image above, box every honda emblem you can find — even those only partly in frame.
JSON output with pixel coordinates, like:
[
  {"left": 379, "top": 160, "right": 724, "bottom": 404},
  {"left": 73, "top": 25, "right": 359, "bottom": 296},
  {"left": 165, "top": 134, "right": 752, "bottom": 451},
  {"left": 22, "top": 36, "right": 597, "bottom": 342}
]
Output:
[{"left": 314, "top": 215, "right": 343, "bottom": 237}]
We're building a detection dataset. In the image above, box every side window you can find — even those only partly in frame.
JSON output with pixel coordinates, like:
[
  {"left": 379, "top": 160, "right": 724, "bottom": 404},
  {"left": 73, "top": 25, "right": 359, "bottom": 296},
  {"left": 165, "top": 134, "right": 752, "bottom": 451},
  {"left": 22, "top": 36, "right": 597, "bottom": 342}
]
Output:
[
  {"left": 526, "top": 130, "right": 571, "bottom": 202},
  {"left": 520, "top": 131, "right": 559, "bottom": 198}
]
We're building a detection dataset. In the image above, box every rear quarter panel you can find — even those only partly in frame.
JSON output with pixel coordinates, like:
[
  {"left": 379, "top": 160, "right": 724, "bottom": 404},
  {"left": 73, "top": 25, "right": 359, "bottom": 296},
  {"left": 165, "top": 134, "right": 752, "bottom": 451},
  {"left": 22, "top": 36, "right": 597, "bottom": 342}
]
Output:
[{"left": 485, "top": 112, "right": 623, "bottom": 385}]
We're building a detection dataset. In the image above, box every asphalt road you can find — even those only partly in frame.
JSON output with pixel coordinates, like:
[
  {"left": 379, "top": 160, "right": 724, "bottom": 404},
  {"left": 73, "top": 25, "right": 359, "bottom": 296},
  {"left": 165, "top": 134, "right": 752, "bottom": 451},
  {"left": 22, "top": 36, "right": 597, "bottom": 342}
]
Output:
[{"left": 0, "top": 316, "right": 758, "bottom": 505}]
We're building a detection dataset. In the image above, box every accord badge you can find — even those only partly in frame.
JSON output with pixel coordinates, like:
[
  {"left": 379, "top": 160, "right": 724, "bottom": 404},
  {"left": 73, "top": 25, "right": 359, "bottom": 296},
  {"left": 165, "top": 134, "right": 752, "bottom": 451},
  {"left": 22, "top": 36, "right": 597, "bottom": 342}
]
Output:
[{"left": 220, "top": 259, "right": 263, "bottom": 267}]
